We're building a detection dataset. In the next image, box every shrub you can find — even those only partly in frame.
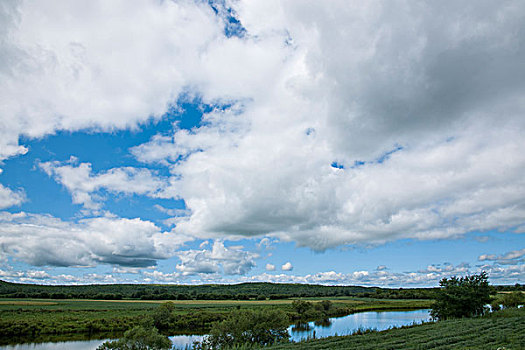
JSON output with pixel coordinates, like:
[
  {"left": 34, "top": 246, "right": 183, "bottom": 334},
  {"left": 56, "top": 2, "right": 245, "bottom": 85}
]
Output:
[
  {"left": 501, "top": 291, "right": 524, "bottom": 308},
  {"left": 152, "top": 302, "right": 175, "bottom": 330},
  {"left": 96, "top": 326, "right": 171, "bottom": 350},
  {"left": 195, "top": 309, "right": 290, "bottom": 349},
  {"left": 291, "top": 300, "right": 312, "bottom": 315}
]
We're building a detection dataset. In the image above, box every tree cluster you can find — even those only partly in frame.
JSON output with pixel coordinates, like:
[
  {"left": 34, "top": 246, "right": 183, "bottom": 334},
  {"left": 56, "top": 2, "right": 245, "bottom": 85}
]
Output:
[
  {"left": 194, "top": 309, "right": 290, "bottom": 349},
  {"left": 97, "top": 326, "right": 171, "bottom": 350},
  {"left": 0, "top": 280, "right": 444, "bottom": 301},
  {"left": 431, "top": 272, "right": 491, "bottom": 320}
]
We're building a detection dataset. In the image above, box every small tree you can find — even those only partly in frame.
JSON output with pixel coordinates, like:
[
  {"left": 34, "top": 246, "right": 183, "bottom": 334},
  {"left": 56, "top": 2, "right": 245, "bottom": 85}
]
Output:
[
  {"left": 318, "top": 300, "right": 332, "bottom": 312},
  {"left": 431, "top": 272, "right": 491, "bottom": 320},
  {"left": 291, "top": 300, "right": 312, "bottom": 316},
  {"left": 152, "top": 302, "right": 175, "bottom": 330},
  {"left": 96, "top": 326, "right": 172, "bottom": 350}
]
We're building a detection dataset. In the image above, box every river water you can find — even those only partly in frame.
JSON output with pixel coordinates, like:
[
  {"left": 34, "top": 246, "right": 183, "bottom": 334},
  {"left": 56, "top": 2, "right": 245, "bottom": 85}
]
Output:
[
  {"left": 289, "top": 309, "right": 431, "bottom": 342},
  {"left": 0, "top": 309, "right": 431, "bottom": 350}
]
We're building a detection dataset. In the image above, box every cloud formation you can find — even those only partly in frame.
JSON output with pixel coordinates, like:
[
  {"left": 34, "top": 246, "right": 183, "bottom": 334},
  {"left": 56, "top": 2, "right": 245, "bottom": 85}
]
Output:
[
  {"left": 0, "top": 184, "right": 25, "bottom": 209},
  {"left": 39, "top": 158, "right": 167, "bottom": 211},
  {"left": 479, "top": 248, "right": 525, "bottom": 265},
  {"left": 265, "top": 263, "right": 275, "bottom": 271},
  {"left": 281, "top": 262, "right": 293, "bottom": 271},
  {"left": 175, "top": 241, "right": 258, "bottom": 275},
  {"left": 1, "top": 0, "right": 524, "bottom": 256},
  {"left": 128, "top": 1, "right": 525, "bottom": 250},
  {"left": 0, "top": 211, "right": 189, "bottom": 267},
  {"left": 0, "top": 0, "right": 224, "bottom": 160},
  {"left": 241, "top": 262, "right": 524, "bottom": 287}
]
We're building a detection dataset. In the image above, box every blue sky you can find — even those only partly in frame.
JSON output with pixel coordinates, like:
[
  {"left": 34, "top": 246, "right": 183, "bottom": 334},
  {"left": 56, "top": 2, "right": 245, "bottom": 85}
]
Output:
[{"left": 0, "top": 0, "right": 524, "bottom": 287}]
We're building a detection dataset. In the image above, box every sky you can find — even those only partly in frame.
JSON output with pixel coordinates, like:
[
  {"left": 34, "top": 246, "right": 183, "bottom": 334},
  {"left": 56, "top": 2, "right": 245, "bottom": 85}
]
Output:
[{"left": 0, "top": 0, "right": 524, "bottom": 287}]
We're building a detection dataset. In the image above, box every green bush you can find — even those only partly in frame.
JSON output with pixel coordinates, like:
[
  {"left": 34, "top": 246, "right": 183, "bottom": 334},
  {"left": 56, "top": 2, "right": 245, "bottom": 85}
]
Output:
[
  {"left": 501, "top": 291, "right": 524, "bottom": 308},
  {"left": 195, "top": 309, "right": 290, "bottom": 349},
  {"left": 291, "top": 300, "right": 312, "bottom": 316},
  {"left": 96, "top": 326, "right": 171, "bottom": 350},
  {"left": 431, "top": 272, "right": 491, "bottom": 320},
  {"left": 152, "top": 302, "right": 175, "bottom": 330}
]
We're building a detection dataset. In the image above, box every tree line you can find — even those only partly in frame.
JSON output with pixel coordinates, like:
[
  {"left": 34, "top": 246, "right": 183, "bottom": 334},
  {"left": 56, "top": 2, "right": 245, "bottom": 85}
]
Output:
[
  {"left": 101, "top": 272, "right": 522, "bottom": 349},
  {"left": 0, "top": 280, "right": 444, "bottom": 300}
]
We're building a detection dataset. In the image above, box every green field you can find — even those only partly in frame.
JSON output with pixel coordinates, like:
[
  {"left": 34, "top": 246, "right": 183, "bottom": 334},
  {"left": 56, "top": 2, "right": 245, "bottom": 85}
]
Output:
[
  {"left": 0, "top": 297, "right": 431, "bottom": 345},
  {"left": 266, "top": 308, "right": 525, "bottom": 350}
]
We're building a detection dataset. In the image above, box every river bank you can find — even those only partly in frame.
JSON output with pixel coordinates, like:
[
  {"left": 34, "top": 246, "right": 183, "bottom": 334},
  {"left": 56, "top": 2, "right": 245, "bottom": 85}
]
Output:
[
  {"left": 0, "top": 297, "right": 432, "bottom": 345},
  {"left": 0, "top": 308, "right": 433, "bottom": 350},
  {"left": 267, "top": 308, "right": 525, "bottom": 350}
]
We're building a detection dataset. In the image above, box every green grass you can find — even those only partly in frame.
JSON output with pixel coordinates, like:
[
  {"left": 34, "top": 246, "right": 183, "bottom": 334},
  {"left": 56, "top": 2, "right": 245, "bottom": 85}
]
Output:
[
  {"left": 265, "top": 308, "right": 525, "bottom": 350},
  {"left": 0, "top": 297, "right": 431, "bottom": 345}
]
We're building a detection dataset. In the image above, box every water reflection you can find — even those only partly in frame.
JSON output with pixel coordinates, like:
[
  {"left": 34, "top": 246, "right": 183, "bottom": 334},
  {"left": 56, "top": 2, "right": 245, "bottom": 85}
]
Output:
[
  {"left": 291, "top": 322, "right": 311, "bottom": 332},
  {"left": 0, "top": 339, "right": 106, "bottom": 350},
  {"left": 169, "top": 335, "right": 205, "bottom": 350},
  {"left": 313, "top": 318, "right": 332, "bottom": 328},
  {"left": 0, "top": 335, "right": 205, "bottom": 350},
  {"left": 0, "top": 309, "right": 431, "bottom": 350},
  {"left": 287, "top": 309, "right": 431, "bottom": 342}
]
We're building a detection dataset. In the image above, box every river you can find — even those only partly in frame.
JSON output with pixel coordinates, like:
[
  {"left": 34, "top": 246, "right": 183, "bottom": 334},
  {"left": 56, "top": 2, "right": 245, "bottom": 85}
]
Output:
[{"left": 0, "top": 309, "right": 431, "bottom": 350}]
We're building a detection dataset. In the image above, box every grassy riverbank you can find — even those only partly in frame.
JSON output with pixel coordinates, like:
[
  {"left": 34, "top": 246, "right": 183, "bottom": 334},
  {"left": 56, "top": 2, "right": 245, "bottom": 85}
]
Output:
[
  {"left": 266, "top": 307, "right": 525, "bottom": 350},
  {"left": 0, "top": 297, "right": 431, "bottom": 345}
]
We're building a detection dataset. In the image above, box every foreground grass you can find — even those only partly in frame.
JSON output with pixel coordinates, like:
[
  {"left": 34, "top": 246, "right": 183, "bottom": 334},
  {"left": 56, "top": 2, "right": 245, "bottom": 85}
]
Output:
[
  {"left": 0, "top": 297, "right": 430, "bottom": 345},
  {"left": 266, "top": 308, "right": 525, "bottom": 350}
]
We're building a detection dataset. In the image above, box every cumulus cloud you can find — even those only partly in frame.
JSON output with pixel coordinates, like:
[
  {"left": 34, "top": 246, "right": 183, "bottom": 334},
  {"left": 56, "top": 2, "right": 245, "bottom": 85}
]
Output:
[
  {"left": 39, "top": 158, "right": 167, "bottom": 210},
  {"left": 0, "top": 269, "right": 50, "bottom": 282},
  {"left": 0, "top": 211, "right": 190, "bottom": 267},
  {"left": 479, "top": 248, "right": 525, "bottom": 265},
  {"left": 0, "top": 0, "right": 227, "bottom": 161},
  {"left": 265, "top": 263, "right": 275, "bottom": 271},
  {"left": 0, "top": 184, "right": 25, "bottom": 209},
  {"left": 142, "top": 270, "right": 182, "bottom": 283},
  {"left": 241, "top": 262, "right": 524, "bottom": 287},
  {"left": 0, "top": 267, "right": 137, "bottom": 285},
  {"left": 1, "top": 0, "right": 524, "bottom": 254},
  {"left": 128, "top": 1, "right": 525, "bottom": 250},
  {"left": 154, "top": 204, "right": 190, "bottom": 217},
  {"left": 281, "top": 262, "right": 293, "bottom": 271},
  {"left": 175, "top": 241, "right": 258, "bottom": 276},
  {"left": 1, "top": 253, "right": 522, "bottom": 286}
]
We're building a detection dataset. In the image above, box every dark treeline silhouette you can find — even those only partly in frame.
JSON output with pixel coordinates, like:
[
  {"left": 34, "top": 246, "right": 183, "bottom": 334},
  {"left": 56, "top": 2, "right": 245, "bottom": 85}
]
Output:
[
  {"left": 1, "top": 280, "right": 521, "bottom": 301},
  {"left": 0, "top": 280, "right": 446, "bottom": 300}
]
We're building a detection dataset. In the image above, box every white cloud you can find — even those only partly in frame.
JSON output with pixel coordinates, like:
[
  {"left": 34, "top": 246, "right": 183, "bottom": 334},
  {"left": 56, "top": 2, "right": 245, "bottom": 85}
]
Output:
[
  {"left": 241, "top": 262, "right": 524, "bottom": 287},
  {"left": 281, "top": 262, "right": 293, "bottom": 271},
  {"left": 154, "top": 204, "right": 191, "bottom": 217},
  {"left": 39, "top": 158, "right": 167, "bottom": 210},
  {"left": 156, "top": 115, "right": 525, "bottom": 250},
  {"left": 0, "top": 0, "right": 225, "bottom": 161},
  {"left": 0, "top": 184, "right": 25, "bottom": 209},
  {"left": 175, "top": 240, "right": 258, "bottom": 276},
  {"left": 479, "top": 248, "right": 525, "bottom": 265},
  {"left": 129, "top": 1, "right": 525, "bottom": 250},
  {"left": 1, "top": 0, "right": 524, "bottom": 254},
  {"left": 142, "top": 270, "right": 182, "bottom": 283},
  {"left": 265, "top": 263, "right": 275, "bottom": 271},
  {"left": 112, "top": 267, "right": 146, "bottom": 275},
  {"left": 0, "top": 269, "right": 50, "bottom": 281},
  {"left": 0, "top": 211, "right": 190, "bottom": 267},
  {"left": 0, "top": 251, "right": 522, "bottom": 286}
]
